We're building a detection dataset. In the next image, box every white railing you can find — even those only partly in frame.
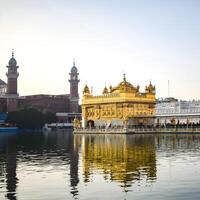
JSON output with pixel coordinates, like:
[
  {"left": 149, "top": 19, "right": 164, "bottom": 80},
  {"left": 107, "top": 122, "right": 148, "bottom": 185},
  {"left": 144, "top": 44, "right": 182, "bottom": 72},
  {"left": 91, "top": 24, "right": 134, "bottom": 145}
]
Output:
[{"left": 74, "top": 127, "right": 200, "bottom": 134}]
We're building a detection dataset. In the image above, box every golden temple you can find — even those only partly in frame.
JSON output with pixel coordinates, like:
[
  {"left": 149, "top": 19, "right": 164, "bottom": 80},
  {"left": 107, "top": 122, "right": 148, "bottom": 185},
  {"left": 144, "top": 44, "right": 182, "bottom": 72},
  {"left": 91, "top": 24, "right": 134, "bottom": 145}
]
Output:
[{"left": 82, "top": 74, "right": 156, "bottom": 128}]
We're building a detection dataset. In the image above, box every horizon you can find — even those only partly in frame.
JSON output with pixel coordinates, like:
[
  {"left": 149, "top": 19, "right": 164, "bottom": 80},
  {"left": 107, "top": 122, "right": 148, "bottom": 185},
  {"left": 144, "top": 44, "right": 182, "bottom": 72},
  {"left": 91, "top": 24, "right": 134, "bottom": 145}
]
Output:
[{"left": 1, "top": 0, "right": 200, "bottom": 100}]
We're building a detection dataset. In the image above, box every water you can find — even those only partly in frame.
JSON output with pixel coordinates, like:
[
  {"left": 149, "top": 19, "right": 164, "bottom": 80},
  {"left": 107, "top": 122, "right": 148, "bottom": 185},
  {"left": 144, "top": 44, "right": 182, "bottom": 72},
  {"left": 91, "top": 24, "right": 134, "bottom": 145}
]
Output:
[{"left": 1, "top": 132, "right": 200, "bottom": 200}]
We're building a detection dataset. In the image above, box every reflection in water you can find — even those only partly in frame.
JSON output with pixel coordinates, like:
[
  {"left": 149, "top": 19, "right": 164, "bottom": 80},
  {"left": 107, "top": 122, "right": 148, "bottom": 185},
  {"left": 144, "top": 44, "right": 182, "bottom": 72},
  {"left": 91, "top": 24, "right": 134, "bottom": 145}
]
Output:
[
  {"left": 0, "top": 131, "right": 80, "bottom": 200},
  {"left": 69, "top": 135, "right": 79, "bottom": 198},
  {"left": 0, "top": 134, "right": 18, "bottom": 200},
  {"left": 1, "top": 133, "right": 200, "bottom": 199},
  {"left": 17, "top": 131, "right": 79, "bottom": 198},
  {"left": 75, "top": 134, "right": 157, "bottom": 191},
  {"left": 156, "top": 134, "right": 200, "bottom": 152}
]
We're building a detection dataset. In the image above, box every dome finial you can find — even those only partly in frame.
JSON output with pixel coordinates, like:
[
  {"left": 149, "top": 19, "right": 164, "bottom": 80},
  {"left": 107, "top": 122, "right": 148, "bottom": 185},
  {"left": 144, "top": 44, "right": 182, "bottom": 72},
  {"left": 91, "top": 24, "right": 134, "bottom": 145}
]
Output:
[
  {"left": 103, "top": 83, "right": 108, "bottom": 94},
  {"left": 83, "top": 83, "right": 90, "bottom": 95},
  {"left": 70, "top": 58, "right": 78, "bottom": 73},
  {"left": 12, "top": 49, "right": 14, "bottom": 58},
  {"left": 8, "top": 49, "right": 17, "bottom": 66},
  {"left": 73, "top": 58, "right": 75, "bottom": 67},
  {"left": 123, "top": 73, "right": 126, "bottom": 82}
]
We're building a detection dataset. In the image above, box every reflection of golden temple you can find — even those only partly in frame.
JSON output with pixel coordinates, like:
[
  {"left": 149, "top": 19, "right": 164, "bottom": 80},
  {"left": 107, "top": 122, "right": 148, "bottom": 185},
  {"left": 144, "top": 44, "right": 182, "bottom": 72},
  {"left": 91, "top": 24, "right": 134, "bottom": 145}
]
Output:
[
  {"left": 82, "top": 74, "right": 156, "bottom": 128},
  {"left": 75, "top": 134, "right": 157, "bottom": 188}
]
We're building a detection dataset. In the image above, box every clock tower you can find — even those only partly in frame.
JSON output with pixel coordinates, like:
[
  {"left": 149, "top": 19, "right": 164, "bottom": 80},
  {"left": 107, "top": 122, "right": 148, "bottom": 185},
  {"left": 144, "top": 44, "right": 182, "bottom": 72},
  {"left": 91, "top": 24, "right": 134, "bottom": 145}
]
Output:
[
  {"left": 6, "top": 49, "right": 19, "bottom": 112},
  {"left": 69, "top": 59, "right": 79, "bottom": 113}
]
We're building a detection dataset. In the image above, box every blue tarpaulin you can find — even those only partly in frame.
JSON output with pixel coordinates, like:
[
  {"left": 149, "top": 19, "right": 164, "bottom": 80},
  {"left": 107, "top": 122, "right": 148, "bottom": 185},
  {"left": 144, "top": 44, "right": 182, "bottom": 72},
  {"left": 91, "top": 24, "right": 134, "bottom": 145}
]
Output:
[{"left": 0, "top": 113, "right": 7, "bottom": 123}]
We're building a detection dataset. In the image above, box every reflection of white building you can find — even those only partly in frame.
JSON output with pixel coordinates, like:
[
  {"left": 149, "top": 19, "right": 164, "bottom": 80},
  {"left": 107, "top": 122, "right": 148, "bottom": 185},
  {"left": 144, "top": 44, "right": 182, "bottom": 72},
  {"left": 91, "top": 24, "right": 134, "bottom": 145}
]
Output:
[
  {"left": 0, "top": 79, "right": 7, "bottom": 97},
  {"left": 156, "top": 98, "right": 200, "bottom": 124}
]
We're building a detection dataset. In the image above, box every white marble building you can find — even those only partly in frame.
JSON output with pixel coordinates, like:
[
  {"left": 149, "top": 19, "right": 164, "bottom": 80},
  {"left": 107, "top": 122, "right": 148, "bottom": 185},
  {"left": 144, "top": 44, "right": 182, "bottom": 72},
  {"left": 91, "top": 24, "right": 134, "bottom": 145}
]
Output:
[
  {"left": 156, "top": 98, "right": 200, "bottom": 124},
  {"left": 0, "top": 79, "right": 7, "bottom": 97}
]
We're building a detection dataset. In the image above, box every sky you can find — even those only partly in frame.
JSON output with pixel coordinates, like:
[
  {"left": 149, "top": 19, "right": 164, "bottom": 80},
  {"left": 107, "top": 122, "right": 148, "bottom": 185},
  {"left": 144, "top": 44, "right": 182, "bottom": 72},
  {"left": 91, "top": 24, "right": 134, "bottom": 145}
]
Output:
[{"left": 0, "top": 0, "right": 200, "bottom": 100}]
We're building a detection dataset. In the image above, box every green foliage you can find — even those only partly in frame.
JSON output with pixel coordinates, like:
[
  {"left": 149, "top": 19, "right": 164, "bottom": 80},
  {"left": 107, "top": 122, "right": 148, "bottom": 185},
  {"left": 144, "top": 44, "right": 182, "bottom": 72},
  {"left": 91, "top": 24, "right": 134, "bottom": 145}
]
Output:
[
  {"left": 6, "top": 108, "right": 57, "bottom": 129},
  {"left": 45, "top": 111, "right": 57, "bottom": 124}
]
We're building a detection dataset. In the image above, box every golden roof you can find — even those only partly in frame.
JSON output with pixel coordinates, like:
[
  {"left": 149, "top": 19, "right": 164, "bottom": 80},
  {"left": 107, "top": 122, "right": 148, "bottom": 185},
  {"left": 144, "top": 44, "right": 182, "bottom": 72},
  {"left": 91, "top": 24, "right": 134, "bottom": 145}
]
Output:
[{"left": 83, "top": 74, "right": 156, "bottom": 97}]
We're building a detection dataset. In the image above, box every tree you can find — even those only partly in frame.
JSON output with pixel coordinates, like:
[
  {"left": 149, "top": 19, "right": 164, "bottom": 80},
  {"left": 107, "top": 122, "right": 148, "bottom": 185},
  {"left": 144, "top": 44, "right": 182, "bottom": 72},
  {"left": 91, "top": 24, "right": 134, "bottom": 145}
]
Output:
[{"left": 6, "top": 108, "right": 56, "bottom": 129}]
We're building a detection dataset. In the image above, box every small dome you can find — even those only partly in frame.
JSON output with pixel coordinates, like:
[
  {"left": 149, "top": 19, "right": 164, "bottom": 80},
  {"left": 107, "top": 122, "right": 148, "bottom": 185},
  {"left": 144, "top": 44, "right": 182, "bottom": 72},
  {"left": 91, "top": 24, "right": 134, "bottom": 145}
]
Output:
[
  {"left": 8, "top": 50, "right": 17, "bottom": 66},
  {"left": 71, "top": 66, "right": 78, "bottom": 73},
  {"left": 71, "top": 59, "right": 78, "bottom": 73},
  {"left": 0, "top": 79, "right": 6, "bottom": 86},
  {"left": 9, "top": 57, "right": 17, "bottom": 66},
  {"left": 102, "top": 86, "right": 109, "bottom": 94},
  {"left": 145, "top": 81, "right": 156, "bottom": 93},
  {"left": 83, "top": 84, "right": 90, "bottom": 94}
]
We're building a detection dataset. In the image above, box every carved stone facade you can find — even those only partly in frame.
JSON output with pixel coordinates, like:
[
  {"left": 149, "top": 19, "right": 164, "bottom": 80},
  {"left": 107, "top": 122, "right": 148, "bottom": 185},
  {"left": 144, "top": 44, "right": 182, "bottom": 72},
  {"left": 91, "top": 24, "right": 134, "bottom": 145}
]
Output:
[{"left": 82, "top": 74, "right": 156, "bottom": 128}]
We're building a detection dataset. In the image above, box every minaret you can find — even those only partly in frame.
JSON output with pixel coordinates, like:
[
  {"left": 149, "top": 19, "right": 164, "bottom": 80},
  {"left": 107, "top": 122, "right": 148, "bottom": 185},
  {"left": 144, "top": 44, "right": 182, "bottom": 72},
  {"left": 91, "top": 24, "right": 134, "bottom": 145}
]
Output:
[
  {"left": 69, "top": 59, "right": 79, "bottom": 113},
  {"left": 6, "top": 50, "right": 19, "bottom": 112},
  {"left": 6, "top": 50, "right": 19, "bottom": 96}
]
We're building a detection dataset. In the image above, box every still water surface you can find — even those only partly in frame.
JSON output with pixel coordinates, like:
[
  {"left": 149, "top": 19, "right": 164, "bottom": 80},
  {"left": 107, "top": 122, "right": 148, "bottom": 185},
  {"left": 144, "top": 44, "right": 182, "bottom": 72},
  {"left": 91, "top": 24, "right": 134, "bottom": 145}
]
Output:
[{"left": 0, "top": 131, "right": 200, "bottom": 200}]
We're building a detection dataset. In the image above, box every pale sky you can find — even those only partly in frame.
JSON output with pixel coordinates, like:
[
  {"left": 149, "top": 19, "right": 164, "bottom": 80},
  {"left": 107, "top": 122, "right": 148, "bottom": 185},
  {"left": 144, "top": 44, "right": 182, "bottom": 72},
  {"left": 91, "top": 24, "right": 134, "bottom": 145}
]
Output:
[{"left": 0, "top": 0, "right": 200, "bottom": 100}]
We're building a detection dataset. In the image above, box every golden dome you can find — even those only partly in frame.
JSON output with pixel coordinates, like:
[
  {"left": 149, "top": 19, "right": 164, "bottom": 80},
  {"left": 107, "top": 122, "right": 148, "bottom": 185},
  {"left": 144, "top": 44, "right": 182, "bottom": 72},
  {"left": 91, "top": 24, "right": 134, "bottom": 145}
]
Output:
[
  {"left": 145, "top": 81, "right": 156, "bottom": 93},
  {"left": 111, "top": 74, "right": 137, "bottom": 93},
  {"left": 102, "top": 86, "right": 109, "bottom": 94},
  {"left": 83, "top": 84, "right": 90, "bottom": 95}
]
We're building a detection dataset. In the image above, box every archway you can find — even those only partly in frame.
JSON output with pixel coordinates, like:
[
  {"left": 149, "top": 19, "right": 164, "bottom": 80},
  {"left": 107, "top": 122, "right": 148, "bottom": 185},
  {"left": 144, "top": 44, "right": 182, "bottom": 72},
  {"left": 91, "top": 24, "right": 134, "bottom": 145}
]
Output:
[{"left": 87, "top": 120, "right": 95, "bottom": 128}]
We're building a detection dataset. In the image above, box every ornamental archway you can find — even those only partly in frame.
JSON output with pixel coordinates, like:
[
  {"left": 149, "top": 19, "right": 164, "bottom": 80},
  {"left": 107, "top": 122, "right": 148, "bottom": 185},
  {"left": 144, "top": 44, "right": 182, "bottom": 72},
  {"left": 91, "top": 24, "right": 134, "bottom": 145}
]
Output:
[{"left": 87, "top": 120, "right": 95, "bottom": 128}]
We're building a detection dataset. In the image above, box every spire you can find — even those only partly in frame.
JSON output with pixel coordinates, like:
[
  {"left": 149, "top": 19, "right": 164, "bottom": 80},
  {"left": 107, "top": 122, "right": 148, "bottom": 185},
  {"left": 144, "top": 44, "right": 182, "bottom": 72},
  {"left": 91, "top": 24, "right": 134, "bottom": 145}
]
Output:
[
  {"left": 145, "top": 81, "right": 156, "bottom": 94},
  {"left": 8, "top": 49, "right": 17, "bottom": 66},
  {"left": 83, "top": 84, "right": 90, "bottom": 95},
  {"left": 73, "top": 58, "right": 75, "bottom": 67},
  {"left": 102, "top": 85, "right": 108, "bottom": 94},
  {"left": 123, "top": 73, "right": 126, "bottom": 82},
  {"left": 70, "top": 58, "right": 78, "bottom": 74},
  {"left": 12, "top": 49, "right": 14, "bottom": 58}
]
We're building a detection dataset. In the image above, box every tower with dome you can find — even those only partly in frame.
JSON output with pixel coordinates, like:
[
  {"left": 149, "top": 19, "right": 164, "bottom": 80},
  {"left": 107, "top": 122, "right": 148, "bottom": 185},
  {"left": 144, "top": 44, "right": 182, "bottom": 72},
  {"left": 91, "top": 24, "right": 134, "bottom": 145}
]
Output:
[
  {"left": 6, "top": 50, "right": 19, "bottom": 112},
  {"left": 6, "top": 50, "right": 19, "bottom": 96},
  {"left": 0, "top": 51, "right": 81, "bottom": 122},
  {"left": 69, "top": 59, "right": 80, "bottom": 113}
]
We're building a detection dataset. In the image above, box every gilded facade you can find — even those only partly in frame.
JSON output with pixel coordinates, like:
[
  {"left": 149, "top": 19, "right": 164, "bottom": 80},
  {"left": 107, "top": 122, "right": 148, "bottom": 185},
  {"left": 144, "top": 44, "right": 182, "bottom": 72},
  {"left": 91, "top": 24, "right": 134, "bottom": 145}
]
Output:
[{"left": 82, "top": 74, "right": 156, "bottom": 128}]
